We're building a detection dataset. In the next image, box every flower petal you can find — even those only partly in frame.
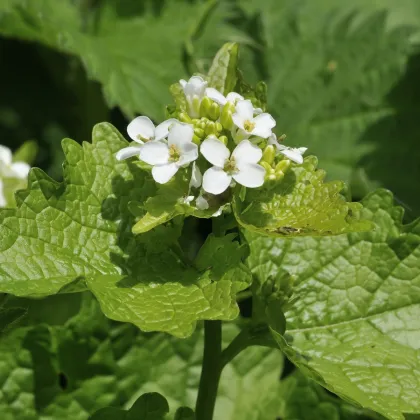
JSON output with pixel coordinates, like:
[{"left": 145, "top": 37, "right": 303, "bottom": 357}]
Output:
[
  {"left": 202, "top": 167, "right": 232, "bottom": 195},
  {"left": 279, "top": 148, "right": 304, "bottom": 164},
  {"left": 205, "top": 88, "right": 226, "bottom": 105},
  {"left": 226, "top": 92, "right": 244, "bottom": 103},
  {"left": 196, "top": 195, "right": 209, "bottom": 210},
  {"left": 127, "top": 116, "right": 155, "bottom": 143},
  {"left": 235, "top": 100, "right": 254, "bottom": 120},
  {"left": 179, "top": 79, "right": 187, "bottom": 88},
  {"left": 168, "top": 123, "right": 194, "bottom": 149},
  {"left": 200, "top": 136, "right": 230, "bottom": 167},
  {"left": 183, "top": 76, "right": 207, "bottom": 98},
  {"left": 177, "top": 142, "right": 198, "bottom": 166},
  {"left": 232, "top": 140, "right": 262, "bottom": 165},
  {"left": 154, "top": 118, "right": 178, "bottom": 141},
  {"left": 0, "top": 145, "right": 12, "bottom": 166},
  {"left": 251, "top": 113, "right": 276, "bottom": 138},
  {"left": 139, "top": 142, "right": 169, "bottom": 165},
  {"left": 115, "top": 146, "right": 142, "bottom": 161},
  {"left": 189, "top": 162, "right": 202, "bottom": 188},
  {"left": 10, "top": 162, "right": 30, "bottom": 179},
  {"left": 152, "top": 163, "right": 178, "bottom": 184},
  {"left": 233, "top": 163, "right": 265, "bottom": 188}
]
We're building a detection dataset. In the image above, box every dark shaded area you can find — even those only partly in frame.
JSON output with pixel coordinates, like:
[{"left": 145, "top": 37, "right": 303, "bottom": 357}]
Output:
[
  {"left": 360, "top": 52, "right": 420, "bottom": 220},
  {"left": 58, "top": 372, "right": 68, "bottom": 390},
  {"left": 280, "top": 356, "right": 296, "bottom": 380}
]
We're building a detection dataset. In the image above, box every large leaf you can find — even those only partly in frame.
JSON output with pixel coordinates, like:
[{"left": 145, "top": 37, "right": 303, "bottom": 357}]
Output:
[
  {"left": 233, "top": 156, "right": 372, "bottom": 237},
  {"left": 0, "top": 0, "right": 239, "bottom": 121},
  {"left": 0, "top": 123, "right": 249, "bottom": 337},
  {"left": 245, "top": 189, "right": 420, "bottom": 419}
]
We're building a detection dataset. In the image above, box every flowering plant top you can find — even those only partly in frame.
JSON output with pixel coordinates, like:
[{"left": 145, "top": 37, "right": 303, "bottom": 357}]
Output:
[{"left": 115, "top": 43, "right": 369, "bottom": 237}]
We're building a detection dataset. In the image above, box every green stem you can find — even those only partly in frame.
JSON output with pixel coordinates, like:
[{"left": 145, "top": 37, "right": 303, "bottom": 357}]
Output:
[{"left": 195, "top": 320, "right": 222, "bottom": 420}]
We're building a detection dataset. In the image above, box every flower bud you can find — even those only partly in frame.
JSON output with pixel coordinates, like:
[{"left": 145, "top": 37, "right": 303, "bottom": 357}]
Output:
[
  {"left": 194, "top": 127, "right": 205, "bottom": 138},
  {"left": 204, "top": 121, "right": 218, "bottom": 136},
  {"left": 178, "top": 112, "right": 192, "bottom": 123},
  {"left": 262, "top": 145, "right": 275, "bottom": 165},
  {"left": 208, "top": 103, "right": 220, "bottom": 121},
  {"left": 192, "top": 135, "right": 201, "bottom": 145},
  {"left": 220, "top": 102, "right": 235, "bottom": 130},
  {"left": 260, "top": 161, "right": 276, "bottom": 181},
  {"left": 199, "top": 96, "right": 213, "bottom": 118},
  {"left": 215, "top": 122, "right": 223, "bottom": 132},
  {"left": 219, "top": 135, "right": 228, "bottom": 145},
  {"left": 275, "top": 159, "right": 291, "bottom": 173}
]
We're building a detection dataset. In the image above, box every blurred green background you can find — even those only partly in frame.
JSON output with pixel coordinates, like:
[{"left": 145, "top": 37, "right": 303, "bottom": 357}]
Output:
[{"left": 1, "top": 0, "right": 420, "bottom": 216}]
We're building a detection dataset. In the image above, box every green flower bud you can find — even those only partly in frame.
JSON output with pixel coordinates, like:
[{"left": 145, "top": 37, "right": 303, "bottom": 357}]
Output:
[
  {"left": 220, "top": 102, "right": 235, "bottom": 130},
  {"left": 219, "top": 135, "right": 228, "bottom": 145},
  {"left": 204, "top": 121, "right": 218, "bottom": 136},
  {"left": 178, "top": 112, "right": 192, "bottom": 123},
  {"left": 262, "top": 145, "right": 275, "bottom": 165},
  {"left": 275, "top": 170, "right": 285, "bottom": 182},
  {"left": 208, "top": 103, "right": 221, "bottom": 121},
  {"left": 194, "top": 127, "right": 205, "bottom": 138},
  {"left": 215, "top": 122, "right": 223, "bottom": 132},
  {"left": 199, "top": 97, "right": 213, "bottom": 118},
  {"left": 275, "top": 159, "right": 291, "bottom": 173},
  {"left": 260, "top": 161, "right": 276, "bottom": 181},
  {"left": 192, "top": 135, "right": 201, "bottom": 145}
]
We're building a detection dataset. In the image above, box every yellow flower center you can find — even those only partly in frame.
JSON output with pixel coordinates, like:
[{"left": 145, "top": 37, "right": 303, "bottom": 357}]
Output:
[
  {"left": 136, "top": 134, "right": 152, "bottom": 142},
  {"left": 243, "top": 120, "right": 255, "bottom": 133},
  {"left": 223, "top": 157, "right": 238, "bottom": 174},
  {"left": 169, "top": 144, "right": 181, "bottom": 162}
]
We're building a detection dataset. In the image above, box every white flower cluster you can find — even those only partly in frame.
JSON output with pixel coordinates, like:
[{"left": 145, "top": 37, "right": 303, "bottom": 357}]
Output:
[
  {"left": 116, "top": 76, "right": 307, "bottom": 212},
  {"left": 0, "top": 145, "right": 30, "bottom": 207}
]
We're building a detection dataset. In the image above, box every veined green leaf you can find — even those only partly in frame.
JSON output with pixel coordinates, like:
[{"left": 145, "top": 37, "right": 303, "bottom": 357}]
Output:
[
  {"left": 233, "top": 156, "right": 372, "bottom": 237},
  {"left": 245, "top": 189, "right": 420, "bottom": 420},
  {"left": 0, "top": 123, "right": 248, "bottom": 337}
]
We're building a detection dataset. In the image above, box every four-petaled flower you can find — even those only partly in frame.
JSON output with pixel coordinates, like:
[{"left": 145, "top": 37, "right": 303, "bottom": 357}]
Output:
[
  {"left": 205, "top": 88, "right": 244, "bottom": 106},
  {"left": 179, "top": 76, "right": 208, "bottom": 118},
  {"left": 200, "top": 136, "right": 265, "bottom": 195},
  {"left": 139, "top": 122, "right": 198, "bottom": 184},
  {"left": 116, "top": 116, "right": 178, "bottom": 161},
  {"left": 0, "top": 145, "right": 31, "bottom": 207},
  {"left": 232, "top": 100, "right": 275, "bottom": 139},
  {"left": 268, "top": 135, "right": 307, "bottom": 164}
]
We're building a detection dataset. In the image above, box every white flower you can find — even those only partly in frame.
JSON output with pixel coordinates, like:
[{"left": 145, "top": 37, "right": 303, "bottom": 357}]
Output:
[
  {"left": 116, "top": 116, "right": 178, "bottom": 161},
  {"left": 0, "top": 145, "right": 30, "bottom": 179},
  {"left": 180, "top": 195, "right": 195, "bottom": 205},
  {"left": 205, "top": 88, "right": 244, "bottom": 106},
  {"left": 232, "top": 100, "right": 275, "bottom": 139},
  {"left": 200, "top": 136, "right": 265, "bottom": 195},
  {"left": 189, "top": 162, "right": 202, "bottom": 189},
  {"left": 139, "top": 123, "right": 198, "bottom": 184},
  {"left": 268, "top": 135, "right": 307, "bottom": 164},
  {"left": 180, "top": 76, "right": 208, "bottom": 118},
  {"left": 196, "top": 195, "right": 209, "bottom": 210}
]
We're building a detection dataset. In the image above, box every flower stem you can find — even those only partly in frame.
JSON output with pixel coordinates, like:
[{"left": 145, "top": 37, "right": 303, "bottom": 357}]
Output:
[{"left": 195, "top": 320, "right": 222, "bottom": 420}]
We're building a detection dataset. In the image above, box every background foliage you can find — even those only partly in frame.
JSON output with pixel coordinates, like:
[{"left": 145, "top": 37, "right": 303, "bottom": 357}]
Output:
[{"left": 0, "top": 0, "right": 420, "bottom": 419}]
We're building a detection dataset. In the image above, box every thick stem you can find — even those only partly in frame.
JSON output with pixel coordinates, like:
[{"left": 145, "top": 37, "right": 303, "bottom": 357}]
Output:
[{"left": 195, "top": 320, "right": 222, "bottom": 420}]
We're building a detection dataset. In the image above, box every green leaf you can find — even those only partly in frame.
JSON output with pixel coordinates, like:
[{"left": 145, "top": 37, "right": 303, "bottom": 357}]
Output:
[
  {"left": 0, "top": 123, "right": 248, "bottom": 337},
  {"left": 207, "top": 42, "right": 239, "bottom": 95},
  {"left": 278, "top": 371, "right": 379, "bottom": 420},
  {"left": 89, "top": 393, "right": 169, "bottom": 420},
  {"left": 174, "top": 407, "right": 196, "bottom": 420},
  {"left": 247, "top": 2, "right": 418, "bottom": 210},
  {"left": 0, "top": 307, "right": 26, "bottom": 333},
  {"left": 0, "top": 0, "right": 239, "bottom": 121},
  {"left": 245, "top": 189, "right": 420, "bottom": 420},
  {"left": 233, "top": 156, "right": 373, "bottom": 237}
]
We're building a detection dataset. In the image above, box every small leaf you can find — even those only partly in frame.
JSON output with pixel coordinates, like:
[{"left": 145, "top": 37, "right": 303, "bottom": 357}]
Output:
[
  {"left": 89, "top": 393, "right": 169, "bottom": 420},
  {"left": 233, "top": 156, "right": 373, "bottom": 237},
  {"left": 207, "top": 42, "right": 239, "bottom": 95}
]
